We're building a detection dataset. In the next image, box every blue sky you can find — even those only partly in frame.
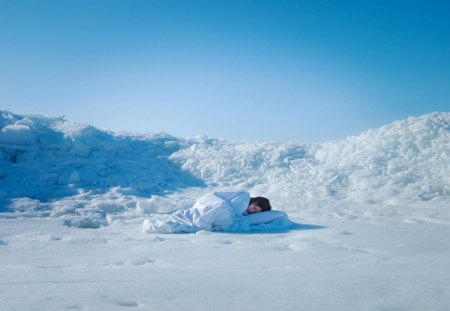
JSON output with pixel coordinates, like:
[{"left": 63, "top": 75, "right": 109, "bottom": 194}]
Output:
[{"left": 1, "top": 0, "right": 449, "bottom": 142}]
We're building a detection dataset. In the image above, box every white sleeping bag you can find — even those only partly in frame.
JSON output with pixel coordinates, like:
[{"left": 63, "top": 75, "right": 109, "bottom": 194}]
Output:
[{"left": 143, "top": 191, "right": 293, "bottom": 233}]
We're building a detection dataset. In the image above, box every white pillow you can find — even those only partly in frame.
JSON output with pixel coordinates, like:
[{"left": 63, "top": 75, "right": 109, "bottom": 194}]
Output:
[{"left": 244, "top": 210, "right": 287, "bottom": 225}]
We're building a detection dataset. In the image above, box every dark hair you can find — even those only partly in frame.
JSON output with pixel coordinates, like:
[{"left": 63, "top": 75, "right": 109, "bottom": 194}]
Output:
[{"left": 249, "top": 196, "right": 272, "bottom": 212}]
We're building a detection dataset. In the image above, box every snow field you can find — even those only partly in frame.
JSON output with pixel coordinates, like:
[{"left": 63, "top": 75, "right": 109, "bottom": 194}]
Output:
[
  {"left": 1, "top": 213, "right": 449, "bottom": 310},
  {"left": 1, "top": 110, "right": 449, "bottom": 310}
]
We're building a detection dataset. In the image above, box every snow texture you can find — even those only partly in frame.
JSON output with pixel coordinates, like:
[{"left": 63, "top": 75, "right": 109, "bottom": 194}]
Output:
[
  {"left": 1, "top": 110, "right": 448, "bottom": 227},
  {"left": 1, "top": 110, "right": 450, "bottom": 310}
]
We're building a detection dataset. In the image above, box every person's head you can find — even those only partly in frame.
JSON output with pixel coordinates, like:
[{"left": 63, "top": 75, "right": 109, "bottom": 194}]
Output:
[{"left": 246, "top": 196, "right": 272, "bottom": 214}]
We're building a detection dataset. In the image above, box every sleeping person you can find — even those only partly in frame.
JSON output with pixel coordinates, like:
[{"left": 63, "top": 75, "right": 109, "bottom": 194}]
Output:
[{"left": 143, "top": 191, "right": 293, "bottom": 233}]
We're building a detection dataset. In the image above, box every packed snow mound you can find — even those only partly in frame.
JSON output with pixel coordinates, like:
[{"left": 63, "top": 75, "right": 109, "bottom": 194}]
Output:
[
  {"left": 0, "top": 110, "right": 203, "bottom": 203},
  {"left": 172, "top": 112, "right": 449, "bottom": 205},
  {"left": 0, "top": 110, "right": 449, "bottom": 227},
  {"left": 316, "top": 113, "right": 450, "bottom": 205}
]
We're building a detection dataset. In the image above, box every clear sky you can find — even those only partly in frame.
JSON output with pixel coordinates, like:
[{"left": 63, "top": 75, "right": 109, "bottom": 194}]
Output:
[{"left": 1, "top": 0, "right": 449, "bottom": 143}]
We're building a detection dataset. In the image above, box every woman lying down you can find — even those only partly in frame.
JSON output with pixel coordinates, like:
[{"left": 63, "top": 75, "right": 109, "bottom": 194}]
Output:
[{"left": 143, "top": 192, "right": 293, "bottom": 233}]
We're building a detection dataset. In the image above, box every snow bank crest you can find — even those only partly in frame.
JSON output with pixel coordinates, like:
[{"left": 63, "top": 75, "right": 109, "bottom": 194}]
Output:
[
  {"left": 1, "top": 110, "right": 449, "bottom": 227},
  {"left": 172, "top": 112, "right": 449, "bottom": 206}
]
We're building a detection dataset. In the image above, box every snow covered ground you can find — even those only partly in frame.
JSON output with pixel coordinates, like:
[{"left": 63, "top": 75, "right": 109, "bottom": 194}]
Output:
[{"left": 1, "top": 110, "right": 449, "bottom": 310}]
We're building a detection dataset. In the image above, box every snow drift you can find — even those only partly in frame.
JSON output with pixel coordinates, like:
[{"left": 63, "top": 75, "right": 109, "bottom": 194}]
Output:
[{"left": 0, "top": 110, "right": 449, "bottom": 228}]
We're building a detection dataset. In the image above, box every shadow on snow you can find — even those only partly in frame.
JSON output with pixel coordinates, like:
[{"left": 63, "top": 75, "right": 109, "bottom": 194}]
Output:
[{"left": 0, "top": 129, "right": 205, "bottom": 212}]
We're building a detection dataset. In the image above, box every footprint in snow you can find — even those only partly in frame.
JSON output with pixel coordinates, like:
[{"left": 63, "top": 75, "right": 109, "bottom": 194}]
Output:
[
  {"left": 275, "top": 243, "right": 297, "bottom": 251},
  {"left": 150, "top": 236, "right": 166, "bottom": 242},
  {"left": 66, "top": 304, "right": 83, "bottom": 310},
  {"left": 48, "top": 235, "right": 63, "bottom": 241},
  {"left": 340, "top": 230, "right": 353, "bottom": 235},
  {"left": 116, "top": 299, "right": 140, "bottom": 307},
  {"left": 68, "top": 237, "right": 108, "bottom": 245},
  {"left": 127, "top": 257, "right": 155, "bottom": 266},
  {"left": 96, "top": 257, "right": 154, "bottom": 267},
  {"left": 217, "top": 240, "right": 235, "bottom": 245}
]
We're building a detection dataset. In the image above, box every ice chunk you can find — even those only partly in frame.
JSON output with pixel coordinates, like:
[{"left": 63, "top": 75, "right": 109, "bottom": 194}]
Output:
[{"left": 0, "top": 124, "right": 37, "bottom": 146}]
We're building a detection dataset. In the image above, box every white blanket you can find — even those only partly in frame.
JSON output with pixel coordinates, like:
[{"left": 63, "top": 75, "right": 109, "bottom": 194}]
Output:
[{"left": 143, "top": 192, "right": 293, "bottom": 233}]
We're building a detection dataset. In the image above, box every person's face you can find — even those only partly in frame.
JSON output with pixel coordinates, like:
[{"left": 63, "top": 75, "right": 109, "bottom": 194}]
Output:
[{"left": 246, "top": 202, "right": 262, "bottom": 214}]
